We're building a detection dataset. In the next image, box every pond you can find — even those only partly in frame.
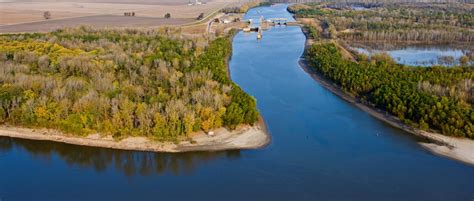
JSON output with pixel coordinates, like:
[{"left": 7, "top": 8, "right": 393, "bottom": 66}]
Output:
[{"left": 352, "top": 44, "right": 471, "bottom": 66}]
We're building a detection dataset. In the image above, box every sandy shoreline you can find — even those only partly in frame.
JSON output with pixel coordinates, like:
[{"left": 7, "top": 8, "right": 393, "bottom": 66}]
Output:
[
  {"left": 298, "top": 58, "right": 474, "bottom": 166},
  {"left": 0, "top": 118, "right": 270, "bottom": 152}
]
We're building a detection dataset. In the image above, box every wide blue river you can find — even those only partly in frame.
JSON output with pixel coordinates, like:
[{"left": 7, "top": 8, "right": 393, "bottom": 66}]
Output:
[{"left": 1, "top": 4, "right": 473, "bottom": 201}]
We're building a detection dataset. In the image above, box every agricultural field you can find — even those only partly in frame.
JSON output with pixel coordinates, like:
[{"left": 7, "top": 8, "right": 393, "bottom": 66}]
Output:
[
  {"left": 0, "top": 0, "right": 244, "bottom": 33},
  {"left": 0, "top": 15, "right": 194, "bottom": 33}
]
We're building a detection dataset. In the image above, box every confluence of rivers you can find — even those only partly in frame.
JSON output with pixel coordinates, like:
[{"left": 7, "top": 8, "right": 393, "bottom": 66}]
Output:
[{"left": 0, "top": 4, "right": 473, "bottom": 201}]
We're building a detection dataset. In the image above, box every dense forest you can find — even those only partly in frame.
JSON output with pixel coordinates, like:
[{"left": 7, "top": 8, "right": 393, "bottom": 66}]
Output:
[
  {"left": 306, "top": 42, "right": 473, "bottom": 138},
  {"left": 288, "top": 2, "right": 474, "bottom": 43},
  {"left": 0, "top": 27, "right": 259, "bottom": 141}
]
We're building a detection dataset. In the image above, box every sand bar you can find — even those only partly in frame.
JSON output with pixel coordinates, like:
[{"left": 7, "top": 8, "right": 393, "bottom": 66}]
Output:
[{"left": 0, "top": 119, "right": 270, "bottom": 152}]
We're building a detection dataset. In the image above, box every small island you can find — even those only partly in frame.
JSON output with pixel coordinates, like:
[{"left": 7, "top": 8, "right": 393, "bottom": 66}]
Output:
[{"left": 0, "top": 27, "right": 269, "bottom": 152}]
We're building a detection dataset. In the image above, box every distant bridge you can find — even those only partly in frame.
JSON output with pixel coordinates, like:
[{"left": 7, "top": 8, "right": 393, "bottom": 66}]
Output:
[
  {"left": 241, "top": 17, "right": 301, "bottom": 38},
  {"left": 267, "top": 18, "right": 289, "bottom": 24},
  {"left": 266, "top": 18, "right": 300, "bottom": 26}
]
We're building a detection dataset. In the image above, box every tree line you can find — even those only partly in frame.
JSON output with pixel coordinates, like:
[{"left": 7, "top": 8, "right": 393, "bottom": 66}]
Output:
[
  {"left": 221, "top": 0, "right": 271, "bottom": 14},
  {"left": 288, "top": 2, "right": 474, "bottom": 43},
  {"left": 0, "top": 26, "right": 259, "bottom": 141}
]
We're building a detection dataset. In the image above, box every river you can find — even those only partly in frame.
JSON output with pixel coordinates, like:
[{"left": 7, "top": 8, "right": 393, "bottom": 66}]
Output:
[{"left": 1, "top": 4, "right": 473, "bottom": 201}]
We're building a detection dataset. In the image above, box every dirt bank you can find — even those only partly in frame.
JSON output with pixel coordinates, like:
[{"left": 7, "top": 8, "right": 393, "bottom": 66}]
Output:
[
  {"left": 298, "top": 58, "right": 474, "bottom": 166},
  {"left": 0, "top": 119, "right": 270, "bottom": 152}
]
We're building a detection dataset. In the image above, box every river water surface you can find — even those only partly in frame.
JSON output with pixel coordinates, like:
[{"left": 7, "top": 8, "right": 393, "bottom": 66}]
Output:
[{"left": 1, "top": 4, "right": 473, "bottom": 201}]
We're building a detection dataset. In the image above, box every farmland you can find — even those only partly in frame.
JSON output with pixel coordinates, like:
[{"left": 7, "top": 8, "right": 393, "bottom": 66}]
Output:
[{"left": 0, "top": 0, "right": 243, "bottom": 33}]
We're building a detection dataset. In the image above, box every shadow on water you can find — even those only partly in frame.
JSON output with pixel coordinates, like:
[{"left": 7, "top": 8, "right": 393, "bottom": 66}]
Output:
[{"left": 0, "top": 136, "right": 241, "bottom": 177}]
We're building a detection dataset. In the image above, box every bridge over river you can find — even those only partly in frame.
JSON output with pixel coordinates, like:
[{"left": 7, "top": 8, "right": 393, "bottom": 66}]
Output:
[{"left": 242, "top": 17, "right": 300, "bottom": 39}]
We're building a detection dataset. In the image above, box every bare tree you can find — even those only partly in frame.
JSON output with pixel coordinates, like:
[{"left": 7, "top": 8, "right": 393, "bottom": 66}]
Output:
[
  {"left": 196, "top": 13, "right": 204, "bottom": 20},
  {"left": 43, "top": 11, "right": 51, "bottom": 20}
]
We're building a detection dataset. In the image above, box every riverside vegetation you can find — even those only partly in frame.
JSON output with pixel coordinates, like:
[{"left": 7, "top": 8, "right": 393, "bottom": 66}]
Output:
[
  {"left": 290, "top": 2, "right": 474, "bottom": 139},
  {"left": 289, "top": 2, "right": 474, "bottom": 44},
  {"left": 0, "top": 27, "right": 259, "bottom": 141},
  {"left": 221, "top": 1, "right": 272, "bottom": 14},
  {"left": 307, "top": 43, "right": 473, "bottom": 138}
]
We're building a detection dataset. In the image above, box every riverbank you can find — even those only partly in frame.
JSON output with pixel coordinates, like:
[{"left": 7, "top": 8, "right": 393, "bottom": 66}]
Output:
[
  {"left": 0, "top": 117, "right": 270, "bottom": 152},
  {"left": 298, "top": 58, "right": 474, "bottom": 166}
]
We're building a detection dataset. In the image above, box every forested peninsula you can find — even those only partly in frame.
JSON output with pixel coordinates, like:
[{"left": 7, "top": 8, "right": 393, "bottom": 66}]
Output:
[
  {"left": 290, "top": 2, "right": 474, "bottom": 164},
  {"left": 307, "top": 43, "right": 473, "bottom": 138},
  {"left": 0, "top": 27, "right": 269, "bottom": 151}
]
